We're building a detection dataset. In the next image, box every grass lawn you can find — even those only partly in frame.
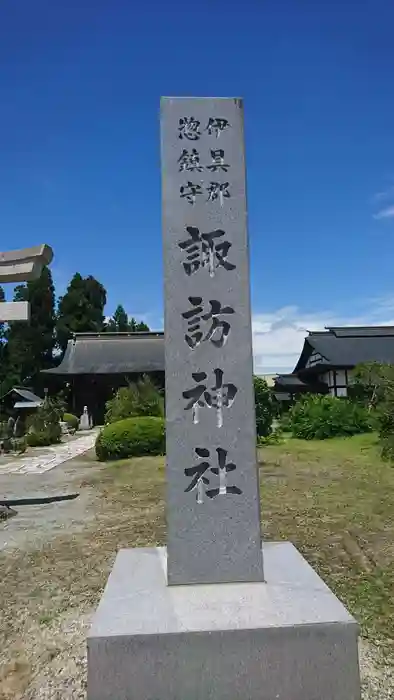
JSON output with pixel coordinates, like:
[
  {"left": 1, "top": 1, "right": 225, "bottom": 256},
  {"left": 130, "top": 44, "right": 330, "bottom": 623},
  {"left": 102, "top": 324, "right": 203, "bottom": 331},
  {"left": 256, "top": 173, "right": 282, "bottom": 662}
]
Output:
[
  {"left": 260, "top": 432, "right": 394, "bottom": 651},
  {"left": 0, "top": 432, "right": 393, "bottom": 697}
]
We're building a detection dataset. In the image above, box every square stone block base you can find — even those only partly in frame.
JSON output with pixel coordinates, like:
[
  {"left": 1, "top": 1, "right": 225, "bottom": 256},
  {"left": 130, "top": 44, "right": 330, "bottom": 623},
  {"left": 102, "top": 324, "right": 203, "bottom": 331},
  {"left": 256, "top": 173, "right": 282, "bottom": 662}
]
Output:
[{"left": 87, "top": 543, "right": 361, "bottom": 700}]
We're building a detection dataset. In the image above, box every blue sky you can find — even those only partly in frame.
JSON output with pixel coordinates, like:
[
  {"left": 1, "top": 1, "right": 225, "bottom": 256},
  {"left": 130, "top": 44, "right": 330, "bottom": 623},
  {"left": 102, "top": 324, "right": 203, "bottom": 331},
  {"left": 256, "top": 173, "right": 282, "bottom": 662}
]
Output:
[{"left": 1, "top": 0, "right": 394, "bottom": 372}]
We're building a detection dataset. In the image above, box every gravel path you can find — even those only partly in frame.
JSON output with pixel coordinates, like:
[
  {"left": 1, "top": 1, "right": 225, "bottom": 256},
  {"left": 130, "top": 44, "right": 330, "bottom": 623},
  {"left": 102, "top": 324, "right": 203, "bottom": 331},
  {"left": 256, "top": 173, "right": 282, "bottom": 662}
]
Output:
[
  {"left": 0, "top": 431, "right": 98, "bottom": 476},
  {"left": 0, "top": 451, "right": 98, "bottom": 551}
]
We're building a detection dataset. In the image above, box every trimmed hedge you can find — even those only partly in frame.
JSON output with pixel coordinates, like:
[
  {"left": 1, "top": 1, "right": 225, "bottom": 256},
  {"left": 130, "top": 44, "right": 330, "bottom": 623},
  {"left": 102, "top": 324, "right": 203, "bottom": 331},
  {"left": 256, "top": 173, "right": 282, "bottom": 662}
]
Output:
[
  {"left": 95, "top": 416, "right": 165, "bottom": 462},
  {"left": 63, "top": 412, "right": 79, "bottom": 431}
]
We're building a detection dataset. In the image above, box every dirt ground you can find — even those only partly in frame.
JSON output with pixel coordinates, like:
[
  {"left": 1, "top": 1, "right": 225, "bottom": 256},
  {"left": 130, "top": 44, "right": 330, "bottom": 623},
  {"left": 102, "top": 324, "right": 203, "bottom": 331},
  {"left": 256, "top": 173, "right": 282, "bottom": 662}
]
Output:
[
  {"left": 0, "top": 451, "right": 98, "bottom": 551},
  {"left": 0, "top": 437, "right": 393, "bottom": 699}
]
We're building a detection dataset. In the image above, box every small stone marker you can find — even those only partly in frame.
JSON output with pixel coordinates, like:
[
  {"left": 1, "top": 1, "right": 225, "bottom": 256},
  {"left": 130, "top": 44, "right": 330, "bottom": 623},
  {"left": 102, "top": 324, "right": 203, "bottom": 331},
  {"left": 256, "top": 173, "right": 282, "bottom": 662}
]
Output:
[{"left": 161, "top": 97, "right": 264, "bottom": 585}]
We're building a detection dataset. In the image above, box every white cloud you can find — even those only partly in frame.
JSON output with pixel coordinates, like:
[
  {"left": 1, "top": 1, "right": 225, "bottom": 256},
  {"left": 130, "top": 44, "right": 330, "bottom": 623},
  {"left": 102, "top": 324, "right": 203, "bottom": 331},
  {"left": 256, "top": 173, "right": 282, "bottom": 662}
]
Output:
[
  {"left": 117, "top": 297, "right": 394, "bottom": 377},
  {"left": 373, "top": 205, "right": 394, "bottom": 220},
  {"left": 372, "top": 186, "right": 394, "bottom": 202},
  {"left": 252, "top": 299, "right": 394, "bottom": 374}
]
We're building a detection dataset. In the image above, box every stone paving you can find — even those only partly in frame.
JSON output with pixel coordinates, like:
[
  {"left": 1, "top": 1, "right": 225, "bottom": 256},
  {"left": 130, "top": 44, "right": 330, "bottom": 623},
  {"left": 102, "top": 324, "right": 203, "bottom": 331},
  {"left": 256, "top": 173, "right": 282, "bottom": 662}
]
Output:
[{"left": 0, "top": 431, "right": 98, "bottom": 475}]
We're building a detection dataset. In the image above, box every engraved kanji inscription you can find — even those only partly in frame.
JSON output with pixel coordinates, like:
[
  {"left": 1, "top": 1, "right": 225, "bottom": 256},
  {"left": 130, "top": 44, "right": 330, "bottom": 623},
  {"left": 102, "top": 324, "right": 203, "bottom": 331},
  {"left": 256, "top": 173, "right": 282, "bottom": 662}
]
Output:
[
  {"left": 185, "top": 447, "right": 242, "bottom": 504},
  {"left": 178, "top": 226, "right": 236, "bottom": 277},
  {"left": 182, "top": 368, "right": 237, "bottom": 428},
  {"left": 207, "top": 149, "right": 230, "bottom": 173},
  {"left": 206, "top": 181, "right": 230, "bottom": 206},
  {"left": 205, "top": 117, "right": 231, "bottom": 138},
  {"left": 178, "top": 117, "right": 201, "bottom": 140},
  {"left": 182, "top": 296, "right": 234, "bottom": 349},
  {"left": 178, "top": 149, "right": 203, "bottom": 172},
  {"left": 180, "top": 182, "right": 203, "bottom": 205}
]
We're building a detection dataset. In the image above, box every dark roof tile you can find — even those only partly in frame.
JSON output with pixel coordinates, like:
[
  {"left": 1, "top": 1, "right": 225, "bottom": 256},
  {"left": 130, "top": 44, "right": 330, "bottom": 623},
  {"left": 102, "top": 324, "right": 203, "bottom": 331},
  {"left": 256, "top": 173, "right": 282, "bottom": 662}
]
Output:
[{"left": 43, "top": 332, "right": 164, "bottom": 375}]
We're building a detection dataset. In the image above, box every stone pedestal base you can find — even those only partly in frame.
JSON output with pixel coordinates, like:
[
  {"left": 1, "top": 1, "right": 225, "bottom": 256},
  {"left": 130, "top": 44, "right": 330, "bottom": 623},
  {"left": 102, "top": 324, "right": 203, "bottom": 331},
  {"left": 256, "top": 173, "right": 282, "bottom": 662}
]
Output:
[{"left": 87, "top": 543, "right": 360, "bottom": 700}]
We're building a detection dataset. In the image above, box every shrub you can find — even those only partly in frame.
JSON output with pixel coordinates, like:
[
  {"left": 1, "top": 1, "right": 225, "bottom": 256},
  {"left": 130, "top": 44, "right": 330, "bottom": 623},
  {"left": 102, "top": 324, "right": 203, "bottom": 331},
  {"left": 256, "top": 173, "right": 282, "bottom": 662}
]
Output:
[
  {"left": 26, "top": 428, "right": 60, "bottom": 447},
  {"left": 105, "top": 376, "right": 164, "bottom": 423},
  {"left": 27, "top": 398, "right": 62, "bottom": 446},
  {"left": 13, "top": 437, "right": 26, "bottom": 453},
  {"left": 257, "top": 429, "right": 284, "bottom": 446},
  {"left": 96, "top": 416, "right": 165, "bottom": 461},
  {"left": 253, "top": 376, "right": 275, "bottom": 438},
  {"left": 63, "top": 412, "right": 79, "bottom": 431},
  {"left": 288, "top": 394, "right": 372, "bottom": 440},
  {"left": 1, "top": 437, "right": 12, "bottom": 453},
  {"left": 379, "top": 407, "right": 394, "bottom": 460},
  {"left": 279, "top": 411, "right": 292, "bottom": 432}
]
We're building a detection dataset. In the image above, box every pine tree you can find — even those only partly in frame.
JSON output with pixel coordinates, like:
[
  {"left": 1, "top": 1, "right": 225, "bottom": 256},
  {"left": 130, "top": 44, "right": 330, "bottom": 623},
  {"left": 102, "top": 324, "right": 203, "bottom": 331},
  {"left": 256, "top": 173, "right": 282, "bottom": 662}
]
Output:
[
  {"left": 128, "top": 317, "right": 150, "bottom": 332},
  {"left": 56, "top": 273, "right": 107, "bottom": 352},
  {"left": 6, "top": 266, "right": 56, "bottom": 387},
  {"left": 0, "top": 285, "right": 9, "bottom": 398},
  {"left": 106, "top": 304, "right": 129, "bottom": 332},
  {"left": 105, "top": 305, "right": 150, "bottom": 332}
]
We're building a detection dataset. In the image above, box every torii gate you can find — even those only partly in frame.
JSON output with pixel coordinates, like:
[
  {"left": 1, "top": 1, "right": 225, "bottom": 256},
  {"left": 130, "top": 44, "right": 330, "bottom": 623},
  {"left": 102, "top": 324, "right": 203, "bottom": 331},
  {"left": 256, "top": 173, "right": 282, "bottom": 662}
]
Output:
[
  {"left": 0, "top": 243, "right": 79, "bottom": 516},
  {"left": 0, "top": 244, "right": 54, "bottom": 321}
]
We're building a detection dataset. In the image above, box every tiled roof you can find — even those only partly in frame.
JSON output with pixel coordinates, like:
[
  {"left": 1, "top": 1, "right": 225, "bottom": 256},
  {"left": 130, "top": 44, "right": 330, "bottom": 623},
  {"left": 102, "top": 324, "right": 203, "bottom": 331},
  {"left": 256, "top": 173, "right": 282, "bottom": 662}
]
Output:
[
  {"left": 294, "top": 326, "right": 394, "bottom": 371},
  {"left": 43, "top": 332, "right": 164, "bottom": 375}
]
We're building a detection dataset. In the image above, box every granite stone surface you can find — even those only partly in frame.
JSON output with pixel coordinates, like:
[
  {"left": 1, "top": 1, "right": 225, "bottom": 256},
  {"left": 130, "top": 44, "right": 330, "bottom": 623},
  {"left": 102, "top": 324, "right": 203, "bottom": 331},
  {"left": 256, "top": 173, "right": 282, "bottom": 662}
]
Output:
[
  {"left": 161, "top": 97, "right": 263, "bottom": 585},
  {"left": 87, "top": 543, "right": 361, "bottom": 700},
  {"left": 0, "top": 244, "right": 54, "bottom": 283},
  {"left": 0, "top": 301, "right": 30, "bottom": 321}
]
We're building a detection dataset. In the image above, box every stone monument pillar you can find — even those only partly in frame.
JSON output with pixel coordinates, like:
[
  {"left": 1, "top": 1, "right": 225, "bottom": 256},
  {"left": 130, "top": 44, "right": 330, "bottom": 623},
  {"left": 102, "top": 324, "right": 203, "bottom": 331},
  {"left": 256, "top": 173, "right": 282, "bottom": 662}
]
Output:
[
  {"left": 162, "top": 98, "right": 263, "bottom": 586},
  {"left": 87, "top": 99, "right": 361, "bottom": 700}
]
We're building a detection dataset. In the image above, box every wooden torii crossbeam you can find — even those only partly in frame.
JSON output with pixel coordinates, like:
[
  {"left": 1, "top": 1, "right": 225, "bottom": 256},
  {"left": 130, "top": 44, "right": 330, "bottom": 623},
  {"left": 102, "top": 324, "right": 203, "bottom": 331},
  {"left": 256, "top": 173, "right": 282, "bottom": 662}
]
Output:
[{"left": 0, "top": 244, "right": 54, "bottom": 321}]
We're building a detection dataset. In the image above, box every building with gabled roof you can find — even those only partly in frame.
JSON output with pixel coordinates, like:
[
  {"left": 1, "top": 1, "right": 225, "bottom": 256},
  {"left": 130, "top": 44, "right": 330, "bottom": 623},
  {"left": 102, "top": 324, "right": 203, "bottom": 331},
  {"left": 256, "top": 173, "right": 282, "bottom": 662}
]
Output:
[
  {"left": 274, "top": 326, "right": 394, "bottom": 400},
  {"left": 42, "top": 332, "right": 164, "bottom": 424}
]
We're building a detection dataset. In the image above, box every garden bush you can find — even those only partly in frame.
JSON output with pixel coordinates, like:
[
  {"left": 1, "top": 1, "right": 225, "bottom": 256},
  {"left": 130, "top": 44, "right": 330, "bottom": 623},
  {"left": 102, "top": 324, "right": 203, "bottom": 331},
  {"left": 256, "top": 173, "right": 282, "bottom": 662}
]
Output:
[
  {"left": 63, "top": 412, "right": 79, "bottom": 431},
  {"left": 379, "top": 408, "right": 394, "bottom": 460},
  {"left": 27, "top": 398, "right": 62, "bottom": 446},
  {"left": 288, "top": 394, "right": 372, "bottom": 440},
  {"left": 96, "top": 416, "right": 165, "bottom": 461},
  {"left": 105, "top": 376, "right": 164, "bottom": 424},
  {"left": 13, "top": 437, "right": 26, "bottom": 453},
  {"left": 26, "top": 428, "right": 60, "bottom": 447},
  {"left": 253, "top": 376, "right": 275, "bottom": 438},
  {"left": 350, "top": 361, "right": 394, "bottom": 460}
]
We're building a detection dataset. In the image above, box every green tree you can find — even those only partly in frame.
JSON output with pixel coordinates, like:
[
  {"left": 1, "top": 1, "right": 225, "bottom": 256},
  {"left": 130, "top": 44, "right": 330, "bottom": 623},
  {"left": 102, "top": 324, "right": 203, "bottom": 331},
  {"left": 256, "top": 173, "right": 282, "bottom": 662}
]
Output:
[
  {"left": 0, "top": 285, "right": 9, "bottom": 397},
  {"left": 56, "top": 273, "right": 107, "bottom": 351},
  {"left": 105, "top": 305, "right": 150, "bottom": 333},
  {"left": 351, "top": 362, "right": 394, "bottom": 411},
  {"left": 128, "top": 317, "right": 150, "bottom": 332},
  {"left": 105, "top": 375, "right": 164, "bottom": 423},
  {"left": 253, "top": 376, "right": 275, "bottom": 438},
  {"left": 106, "top": 304, "right": 129, "bottom": 332},
  {"left": 5, "top": 266, "right": 56, "bottom": 388},
  {"left": 352, "top": 361, "right": 394, "bottom": 460}
]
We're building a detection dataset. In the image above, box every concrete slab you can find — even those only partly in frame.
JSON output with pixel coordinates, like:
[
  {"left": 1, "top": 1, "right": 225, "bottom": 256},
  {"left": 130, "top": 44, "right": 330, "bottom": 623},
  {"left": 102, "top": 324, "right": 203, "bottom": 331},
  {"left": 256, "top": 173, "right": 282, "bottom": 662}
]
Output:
[{"left": 87, "top": 542, "right": 361, "bottom": 700}]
